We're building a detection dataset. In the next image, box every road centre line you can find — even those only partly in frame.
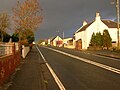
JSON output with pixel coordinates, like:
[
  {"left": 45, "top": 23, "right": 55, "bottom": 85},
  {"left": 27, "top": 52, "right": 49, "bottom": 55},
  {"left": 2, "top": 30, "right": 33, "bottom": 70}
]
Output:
[
  {"left": 36, "top": 46, "right": 66, "bottom": 90},
  {"left": 44, "top": 47, "right": 120, "bottom": 75}
]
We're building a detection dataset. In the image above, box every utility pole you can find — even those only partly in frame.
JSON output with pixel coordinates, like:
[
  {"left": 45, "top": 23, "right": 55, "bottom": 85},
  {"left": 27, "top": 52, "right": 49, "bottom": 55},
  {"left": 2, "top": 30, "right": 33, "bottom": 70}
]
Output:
[
  {"left": 116, "top": 0, "right": 120, "bottom": 49},
  {"left": 63, "top": 31, "right": 64, "bottom": 39},
  {"left": 56, "top": 30, "right": 59, "bottom": 47}
]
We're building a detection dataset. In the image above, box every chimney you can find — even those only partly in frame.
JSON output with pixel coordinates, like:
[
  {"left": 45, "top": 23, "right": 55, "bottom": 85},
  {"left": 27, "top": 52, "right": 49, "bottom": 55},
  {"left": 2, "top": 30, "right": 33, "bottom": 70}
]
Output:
[
  {"left": 95, "top": 12, "right": 101, "bottom": 21},
  {"left": 83, "top": 20, "right": 87, "bottom": 26}
]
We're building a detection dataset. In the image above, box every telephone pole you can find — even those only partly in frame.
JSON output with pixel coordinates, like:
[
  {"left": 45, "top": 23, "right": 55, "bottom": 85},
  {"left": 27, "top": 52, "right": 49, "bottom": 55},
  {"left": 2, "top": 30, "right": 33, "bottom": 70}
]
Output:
[
  {"left": 116, "top": 0, "right": 120, "bottom": 49},
  {"left": 63, "top": 31, "right": 64, "bottom": 39}
]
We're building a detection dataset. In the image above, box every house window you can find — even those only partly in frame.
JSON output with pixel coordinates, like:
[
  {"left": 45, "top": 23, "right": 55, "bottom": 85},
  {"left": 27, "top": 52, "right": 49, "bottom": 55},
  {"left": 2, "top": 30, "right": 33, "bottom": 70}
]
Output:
[{"left": 112, "top": 41, "right": 116, "bottom": 43}]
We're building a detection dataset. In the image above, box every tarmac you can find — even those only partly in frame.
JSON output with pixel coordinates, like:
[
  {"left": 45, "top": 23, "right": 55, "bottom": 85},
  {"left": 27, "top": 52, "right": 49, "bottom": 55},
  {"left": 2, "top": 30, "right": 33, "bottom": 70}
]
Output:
[
  {"left": 84, "top": 50, "right": 120, "bottom": 59},
  {"left": 0, "top": 46, "right": 120, "bottom": 90}
]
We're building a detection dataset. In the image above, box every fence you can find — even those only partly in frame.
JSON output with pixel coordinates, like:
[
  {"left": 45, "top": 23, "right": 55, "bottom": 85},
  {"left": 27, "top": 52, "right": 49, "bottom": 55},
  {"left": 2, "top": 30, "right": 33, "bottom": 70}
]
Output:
[
  {"left": 22, "top": 45, "right": 30, "bottom": 58},
  {"left": 0, "top": 42, "right": 21, "bottom": 86},
  {"left": 0, "top": 43, "right": 19, "bottom": 57}
]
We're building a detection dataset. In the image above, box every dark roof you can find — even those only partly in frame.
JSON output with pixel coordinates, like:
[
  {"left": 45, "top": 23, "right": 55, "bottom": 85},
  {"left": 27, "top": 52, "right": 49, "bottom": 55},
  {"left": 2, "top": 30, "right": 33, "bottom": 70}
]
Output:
[
  {"left": 50, "top": 36, "right": 62, "bottom": 42},
  {"left": 77, "top": 21, "right": 93, "bottom": 33},
  {"left": 50, "top": 36, "right": 57, "bottom": 41},
  {"left": 102, "top": 20, "right": 120, "bottom": 28},
  {"left": 77, "top": 20, "right": 120, "bottom": 33}
]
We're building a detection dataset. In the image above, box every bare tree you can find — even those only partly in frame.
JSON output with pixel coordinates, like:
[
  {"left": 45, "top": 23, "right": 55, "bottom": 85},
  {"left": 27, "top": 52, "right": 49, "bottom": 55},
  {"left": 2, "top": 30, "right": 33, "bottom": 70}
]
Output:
[
  {"left": 0, "top": 12, "right": 9, "bottom": 42},
  {"left": 12, "top": 0, "right": 43, "bottom": 44}
]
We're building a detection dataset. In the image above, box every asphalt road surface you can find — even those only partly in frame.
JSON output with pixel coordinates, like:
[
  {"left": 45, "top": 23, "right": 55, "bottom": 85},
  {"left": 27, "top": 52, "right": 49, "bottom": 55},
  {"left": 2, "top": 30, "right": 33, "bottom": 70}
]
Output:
[{"left": 38, "top": 46, "right": 120, "bottom": 90}]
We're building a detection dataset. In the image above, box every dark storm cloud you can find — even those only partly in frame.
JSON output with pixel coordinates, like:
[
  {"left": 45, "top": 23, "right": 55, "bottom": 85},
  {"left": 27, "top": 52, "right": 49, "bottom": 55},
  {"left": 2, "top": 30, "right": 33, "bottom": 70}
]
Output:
[
  {"left": 0, "top": 0, "right": 117, "bottom": 41},
  {"left": 35, "top": 0, "right": 117, "bottom": 41},
  {"left": 0, "top": 0, "right": 24, "bottom": 13}
]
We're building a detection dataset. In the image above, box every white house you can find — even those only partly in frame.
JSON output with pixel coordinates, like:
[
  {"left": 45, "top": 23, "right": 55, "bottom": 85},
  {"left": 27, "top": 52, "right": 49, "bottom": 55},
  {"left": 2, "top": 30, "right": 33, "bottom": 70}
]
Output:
[
  {"left": 50, "top": 36, "right": 63, "bottom": 47},
  {"left": 74, "top": 12, "right": 120, "bottom": 50},
  {"left": 63, "top": 38, "right": 75, "bottom": 49},
  {"left": 47, "top": 39, "right": 51, "bottom": 45},
  {"left": 40, "top": 41, "right": 46, "bottom": 45},
  {"left": 63, "top": 38, "right": 73, "bottom": 45}
]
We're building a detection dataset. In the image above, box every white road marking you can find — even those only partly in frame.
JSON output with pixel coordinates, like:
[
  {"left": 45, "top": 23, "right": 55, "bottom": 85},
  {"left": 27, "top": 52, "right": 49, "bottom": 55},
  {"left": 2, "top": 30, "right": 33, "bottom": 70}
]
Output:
[
  {"left": 36, "top": 46, "right": 66, "bottom": 90},
  {"left": 44, "top": 47, "right": 120, "bottom": 75}
]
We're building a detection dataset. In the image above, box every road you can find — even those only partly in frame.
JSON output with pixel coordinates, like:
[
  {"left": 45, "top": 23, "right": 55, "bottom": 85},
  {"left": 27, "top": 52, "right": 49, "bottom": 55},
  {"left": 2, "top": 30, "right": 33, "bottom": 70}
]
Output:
[{"left": 37, "top": 46, "right": 120, "bottom": 90}]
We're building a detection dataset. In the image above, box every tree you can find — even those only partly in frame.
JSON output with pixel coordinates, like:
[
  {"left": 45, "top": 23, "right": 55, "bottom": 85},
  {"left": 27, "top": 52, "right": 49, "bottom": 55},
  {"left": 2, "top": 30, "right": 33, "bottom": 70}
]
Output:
[
  {"left": 95, "top": 32, "right": 103, "bottom": 47},
  {"left": 0, "top": 12, "right": 10, "bottom": 42},
  {"left": 26, "top": 30, "right": 35, "bottom": 44},
  {"left": 90, "top": 32, "right": 96, "bottom": 46},
  {"left": 12, "top": 0, "right": 43, "bottom": 44},
  {"left": 12, "top": 32, "right": 19, "bottom": 42},
  {"left": 12, "top": 30, "right": 35, "bottom": 45},
  {"left": 90, "top": 32, "right": 103, "bottom": 50},
  {"left": 103, "top": 29, "right": 112, "bottom": 49},
  {"left": 0, "top": 31, "right": 11, "bottom": 42},
  {"left": 3, "top": 33, "right": 11, "bottom": 42}
]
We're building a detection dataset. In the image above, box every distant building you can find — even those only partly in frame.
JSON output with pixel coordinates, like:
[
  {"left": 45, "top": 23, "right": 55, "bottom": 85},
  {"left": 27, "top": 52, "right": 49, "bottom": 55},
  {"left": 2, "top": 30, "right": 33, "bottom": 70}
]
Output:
[
  {"left": 63, "top": 38, "right": 75, "bottom": 49},
  {"left": 63, "top": 38, "right": 73, "bottom": 45},
  {"left": 41, "top": 41, "right": 45, "bottom": 45},
  {"left": 74, "top": 12, "right": 120, "bottom": 50},
  {"left": 48, "top": 39, "right": 51, "bottom": 45},
  {"left": 50, "top": 36, "right": 63, "bottom": 47}
]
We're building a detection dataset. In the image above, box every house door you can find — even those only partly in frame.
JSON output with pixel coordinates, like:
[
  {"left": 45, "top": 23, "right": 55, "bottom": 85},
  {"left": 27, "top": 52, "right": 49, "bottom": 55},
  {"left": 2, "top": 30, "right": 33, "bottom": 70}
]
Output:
[{"left": 76, "top": 39, "right": 82, "bottom": 50}]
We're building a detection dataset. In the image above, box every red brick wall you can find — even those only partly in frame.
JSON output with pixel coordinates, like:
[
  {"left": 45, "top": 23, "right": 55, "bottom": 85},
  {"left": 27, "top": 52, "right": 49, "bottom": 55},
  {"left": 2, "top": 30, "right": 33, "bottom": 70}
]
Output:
[{"left": 0, "top": 51, "right": 21, "bottom": 86}]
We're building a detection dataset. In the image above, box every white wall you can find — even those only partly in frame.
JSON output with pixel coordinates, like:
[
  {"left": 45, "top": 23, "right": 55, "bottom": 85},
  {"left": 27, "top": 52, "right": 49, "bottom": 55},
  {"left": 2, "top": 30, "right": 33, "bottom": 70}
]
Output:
[
  {"left": 109, "top": 28, "right": 117, "bottom": 41},
  {"left": 22, "top": 45, "right": 30, "bottom": 58},
  {"left": 63, "top": 38, "right": 72, "bottom": 44}
]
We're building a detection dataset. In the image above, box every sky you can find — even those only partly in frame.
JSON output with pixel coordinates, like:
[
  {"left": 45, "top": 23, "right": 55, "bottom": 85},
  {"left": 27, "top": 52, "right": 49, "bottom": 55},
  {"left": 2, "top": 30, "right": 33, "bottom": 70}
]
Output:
[{"left": 0, "top": 0, "right": 118, "bottom": 41}]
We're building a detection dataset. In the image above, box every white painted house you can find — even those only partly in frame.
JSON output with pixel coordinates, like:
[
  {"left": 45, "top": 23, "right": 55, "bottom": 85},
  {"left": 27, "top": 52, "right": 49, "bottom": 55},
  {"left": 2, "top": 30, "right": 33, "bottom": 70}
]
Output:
[
  {"left": 63, "top": 38, "right": 73, "bottom": 45},
  {"left": 63, "top": 38, "right": 75, "bottom": 49},
  {"left": 50, "top": 36, "right": 63, "bottom": 47},
  {"left": 74, "top": 12, "right": 120, "bottom": 50}
]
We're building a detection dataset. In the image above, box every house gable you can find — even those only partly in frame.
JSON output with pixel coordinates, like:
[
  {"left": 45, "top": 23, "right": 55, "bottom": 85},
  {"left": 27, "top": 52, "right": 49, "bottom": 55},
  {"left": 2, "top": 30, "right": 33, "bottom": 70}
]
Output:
[
  {"left": 53, "top": 36, "right": 62, "bottom": 41},
  {"left": 50, "top": 36, "right": 62, "bottom": 42},
  {"left": 78, "top": 22, "right": 93, "bottom": 32},
  {"left": 50, "top": 36, "right": 63, "bottom": 47},
  {"left": 86, "top": 20, "right": 109, "bottom": 33}
]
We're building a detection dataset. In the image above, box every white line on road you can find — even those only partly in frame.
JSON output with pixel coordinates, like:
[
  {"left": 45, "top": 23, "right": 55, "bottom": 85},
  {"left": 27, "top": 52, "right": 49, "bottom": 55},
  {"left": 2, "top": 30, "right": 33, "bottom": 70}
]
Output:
[
  {"left": 44, "top": 47, "right": 120, "bottom": 75},
  {"left": 36, "top": 46, "right": 66, "bottom": 90}
]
